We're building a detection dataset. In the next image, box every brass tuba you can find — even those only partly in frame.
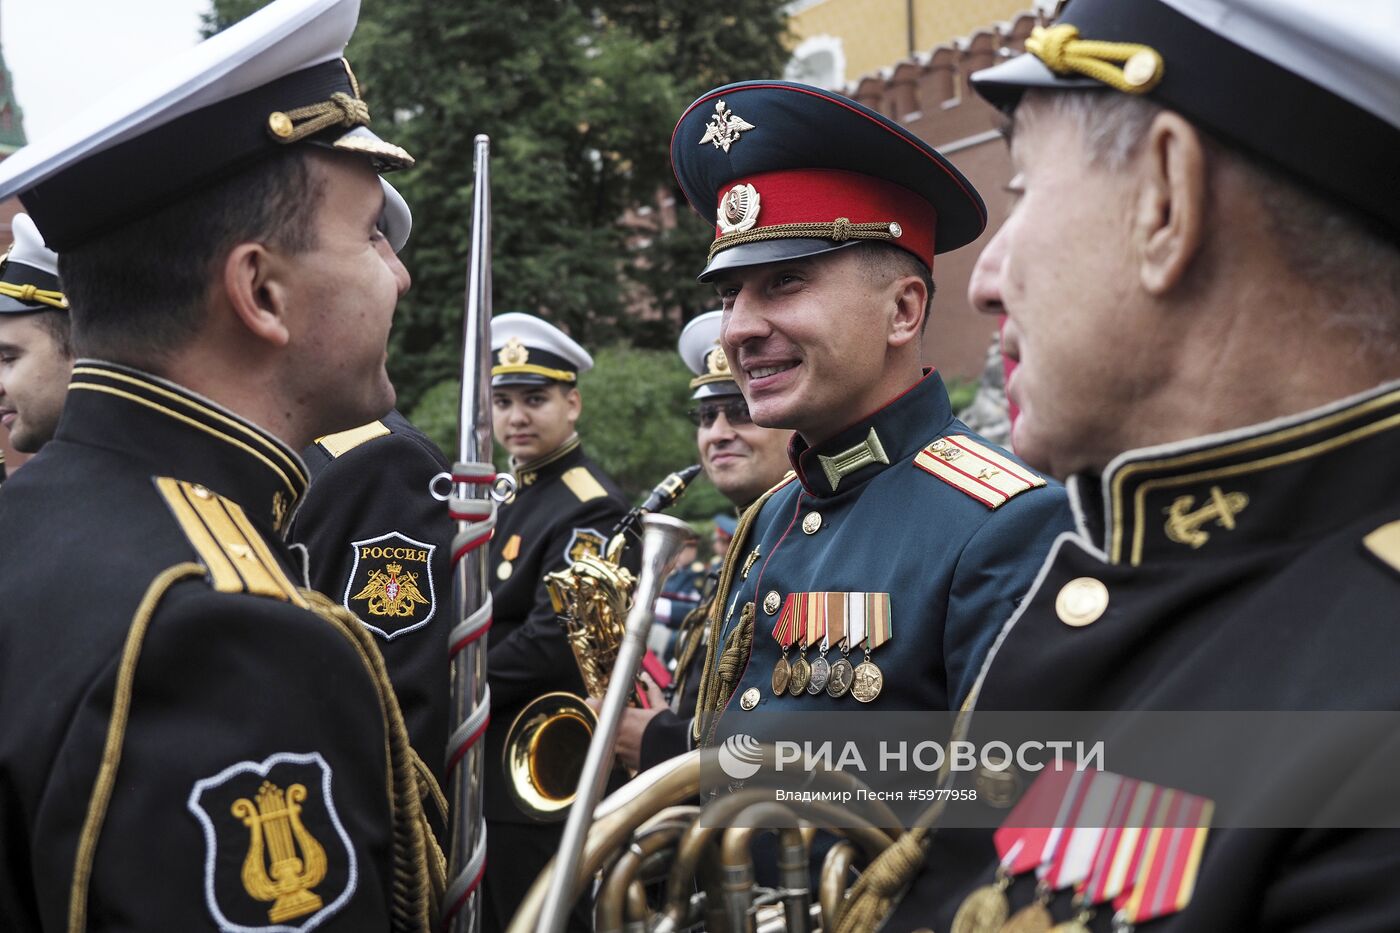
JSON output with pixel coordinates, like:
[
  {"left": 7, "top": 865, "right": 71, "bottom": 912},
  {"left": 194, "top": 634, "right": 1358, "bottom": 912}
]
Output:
[{"left": 503, "top": 466, "right": 702, "bottom": 821}]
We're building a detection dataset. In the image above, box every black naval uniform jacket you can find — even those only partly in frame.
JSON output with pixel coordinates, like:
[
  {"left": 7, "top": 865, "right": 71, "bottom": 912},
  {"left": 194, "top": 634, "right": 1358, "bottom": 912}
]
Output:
[
  {"left": 288, "top": 410, "right": 453, "bottom": 795},
  {"left": 892, "top": 380, "right": 1400, "bottom": 932},
  {"left": 0, "top": 362, "right": 434, "bottom": 932},
  {"left": 705, "top": 371, "right": 1071, "bottom": 746},
  {"left": 482, "top": 437, "right": 630, "bottom": 822}
]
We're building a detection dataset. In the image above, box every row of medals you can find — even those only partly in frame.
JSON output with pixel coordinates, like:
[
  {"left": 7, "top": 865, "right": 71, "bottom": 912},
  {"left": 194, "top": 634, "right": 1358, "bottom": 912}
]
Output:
[
  {"left": 953, "top": 878, "right": 1092, "bottom": 933},
  {"left": 771, "top": 647, "right": 883, "bottom": 703}
]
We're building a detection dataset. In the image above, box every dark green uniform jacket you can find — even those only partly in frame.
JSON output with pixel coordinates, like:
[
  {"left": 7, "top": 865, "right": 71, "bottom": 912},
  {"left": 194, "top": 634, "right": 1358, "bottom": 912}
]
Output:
[
  {"left": 893, "top": 379, "right": 1400, "bottom": 932},
  {"left": 0, "top": 361, "right": 436, "bottom": 932},
  {"left": 704, "top": 370, "right": 1070, "bottom": 748}
]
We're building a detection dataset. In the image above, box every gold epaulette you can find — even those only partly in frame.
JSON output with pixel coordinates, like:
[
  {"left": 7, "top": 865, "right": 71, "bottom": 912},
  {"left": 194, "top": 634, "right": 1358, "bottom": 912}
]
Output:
[
  {"left": 561, "top": 466, "right": 607, "bottom": 502},
  {"left": 1364, "top": 520, "right": 1400, "bottom": 575},
  {"left": 154, "top": 477, "right": 307, "bottom": 605},
  {"left": 913, "top": 434, "right": 1047, "bottom": 509},
  {"left": 315, "top": 420, "right": 390, "bottom": 458}
]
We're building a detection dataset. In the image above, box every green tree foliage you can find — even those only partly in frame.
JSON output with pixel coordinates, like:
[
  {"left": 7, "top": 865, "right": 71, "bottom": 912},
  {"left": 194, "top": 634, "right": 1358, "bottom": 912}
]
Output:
[
  {"left": 206, "top": 0, "right": 791, "bottom": 411},
  {"left": 406, "top": 345, "right": 730, "bottom": 522}
]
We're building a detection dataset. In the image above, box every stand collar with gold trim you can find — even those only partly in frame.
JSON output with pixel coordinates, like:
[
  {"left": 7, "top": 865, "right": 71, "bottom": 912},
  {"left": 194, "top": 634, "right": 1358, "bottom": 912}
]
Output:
[
  {"left": 511, "top": 434, "right": 584, "bottom": 488},
  {"left": 1071, "top": 379, "right": 1400, "bottom": 566},
  {"left": 59, "top": 360, "right": 310, "bottom": 534},
  {"left": 790, "top": 369, "right": 954, "bottom": 499}
]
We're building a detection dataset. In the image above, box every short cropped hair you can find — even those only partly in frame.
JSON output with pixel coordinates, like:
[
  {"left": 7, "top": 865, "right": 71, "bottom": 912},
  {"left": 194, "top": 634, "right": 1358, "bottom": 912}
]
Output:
[
  {"left": 856, "top": 242, "right": 936, "bottom": 333},
  {"left": 58, "top": 150, "right": 323, "bottom": 364},
  {"left": 1026, "top": 90, "right": 1400, "bottom": 351},
  {"left": 33, "top": 309, "right": 73, "bottom": 358}
]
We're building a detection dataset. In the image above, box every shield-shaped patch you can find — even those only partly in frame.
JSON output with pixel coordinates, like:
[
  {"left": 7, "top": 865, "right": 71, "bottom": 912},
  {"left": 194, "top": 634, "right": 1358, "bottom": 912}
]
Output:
[
  {"left": 187, "top": 751, "right": 356, "bottom": 933},
  {"left": 564, "top": 527, "right": 608, "bottom": 565},
  {"left": 343, "top": 531, "right": 437, "bottom": 639}
]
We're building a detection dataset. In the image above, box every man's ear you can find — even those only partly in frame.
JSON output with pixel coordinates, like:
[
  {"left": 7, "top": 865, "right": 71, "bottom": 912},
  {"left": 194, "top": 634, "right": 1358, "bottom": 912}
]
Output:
[
  {"left": 565, "top": 385, "right": 583, "bottom": 425},
  {"left": 887, "top": 274, "right": 928, "bottom": 350},
  {"left": 1134, "top": 111, "right": 1209, "bottom": 295},
  {"left": 221, "top": 242, "right": 292, "bottom": 347}
]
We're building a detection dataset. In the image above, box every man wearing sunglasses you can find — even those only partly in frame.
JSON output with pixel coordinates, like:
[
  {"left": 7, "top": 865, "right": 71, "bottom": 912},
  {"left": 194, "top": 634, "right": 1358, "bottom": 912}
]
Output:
[{"left": 614, "top": 309, "right": 792, "bottom": 772}]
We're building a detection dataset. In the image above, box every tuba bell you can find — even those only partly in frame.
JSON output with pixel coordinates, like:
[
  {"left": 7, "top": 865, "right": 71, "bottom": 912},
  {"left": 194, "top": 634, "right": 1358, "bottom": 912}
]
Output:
[{"left": 503, "top": 467, "right": 701, "bottom": 821}]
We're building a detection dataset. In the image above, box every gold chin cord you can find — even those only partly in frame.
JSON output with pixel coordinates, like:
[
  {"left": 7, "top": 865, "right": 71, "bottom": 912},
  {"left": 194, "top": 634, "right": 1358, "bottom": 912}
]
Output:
[{"left": 442, "top": 134, "right": 497, "bottom": 933}]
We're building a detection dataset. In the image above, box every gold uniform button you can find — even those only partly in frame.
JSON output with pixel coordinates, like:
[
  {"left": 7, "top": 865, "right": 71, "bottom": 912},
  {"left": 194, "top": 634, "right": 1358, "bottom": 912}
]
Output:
[
  {"left": 763, "top": 591, "right": 781, "bottom": 615},
  {"left": 1056, "top": 577, "right": 1109, "bottom": 627},
  {"left": 266, "top": 111, "right": 294, "bottom": 138},
  {"left": 190, "top": 484, "right": 212, "bottom": 499},
  {"left": 802, "top": 511, "right": 822, "bottom": 534},
  {"left": 1123, "top": 49, "right": 1161, "bottom": 88},
  {"left": 740, "top": 687, "right": 760, "bottom": 710},
  {"left": 496, "top": 560, "right": 513, "bottom": 581},
  {"left": 975, "top": 765, "right": 1020, "bottom": 809}
]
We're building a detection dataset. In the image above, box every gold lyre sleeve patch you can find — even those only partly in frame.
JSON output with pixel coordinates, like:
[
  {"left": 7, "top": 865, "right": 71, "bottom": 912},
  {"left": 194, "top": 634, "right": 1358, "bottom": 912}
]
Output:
[
  {"left": 314, "top": 420, "right": 390, "bottom": 458},
  {"left": 154, "top": 476, "right": 307, "bottom": 606},
  {"left": 913, "top": 434, "right": 1048, "bottom": 509},
  {"left": 188, "top": 751, "right": 357, "bottom": 930},
  {"left": 1363, "top": 520, "right": 1400, "bottom": 576},
  {"left": 561, "top": 466, "right": 608, "bottom": 502}
]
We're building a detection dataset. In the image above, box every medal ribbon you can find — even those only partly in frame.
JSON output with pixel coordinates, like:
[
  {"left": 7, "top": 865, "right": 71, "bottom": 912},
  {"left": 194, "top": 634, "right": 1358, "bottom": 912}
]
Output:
[
  {"left": 774, "top": 595, "right": 799, "bottom": 648},
  {"left": 865, "top": 592, "right": 891, "bottom": 650},
  {"left": 825, "top": 594, "right": 846, "bottom": 650},
  {"left": 1119, "top": 790, "right": 1213, "bottom": 923},
  {"left": 1048, "top": 771, "right": 1125, "bottom": 891},
  {"left": 846, "top": 595, "right": 867, "bottom": 653},
  {"left": 1077, "top": 777, "right": 1144, "bottom": 905},
  {"left": 993, "top": 766, "right": 1078, "bottom": 877},
  {"left": 1037, "top": 768, "right": 1097, "bottom": 883},
  {"left": 805, "top": 594, "right": 827, "bottom": 648}
]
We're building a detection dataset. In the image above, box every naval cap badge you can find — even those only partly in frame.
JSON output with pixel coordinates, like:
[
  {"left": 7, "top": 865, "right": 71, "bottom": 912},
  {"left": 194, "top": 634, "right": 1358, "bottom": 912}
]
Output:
[{"left": 498, "top": 336, "right": 529, "bottom": 367}]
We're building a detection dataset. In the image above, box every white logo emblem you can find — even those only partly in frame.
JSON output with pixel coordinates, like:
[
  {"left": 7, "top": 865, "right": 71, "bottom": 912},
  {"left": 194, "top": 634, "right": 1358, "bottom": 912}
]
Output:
[{"left": 718, "top": 733, "right": 765, "bottom": 780}]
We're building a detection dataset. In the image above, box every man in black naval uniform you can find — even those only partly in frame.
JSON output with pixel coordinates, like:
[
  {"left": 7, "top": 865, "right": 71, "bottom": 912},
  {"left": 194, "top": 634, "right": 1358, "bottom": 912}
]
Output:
[
  {"left": 285, "top": 183, "right": 453, "bottom": 811},
  {"left": 614, "top": 308, "right": 792, "bottom": 773},
  {"left": 667, "top": 82, "right": 1071, "bottom": 752},
  {"left": 845, "top": 1, "right": 1400, "bottom": 931},
  {"left": 289, "top": 408, "right": 453, "bottom": 804},
  {"left": 0, "top": 214, "right": 73, "bottom": 458},
  {"left": 479, "top": 311, "right": 630, "bottom": 932},
  {"left": 0, "top": 0, "right": 441, "bottom": 929}
]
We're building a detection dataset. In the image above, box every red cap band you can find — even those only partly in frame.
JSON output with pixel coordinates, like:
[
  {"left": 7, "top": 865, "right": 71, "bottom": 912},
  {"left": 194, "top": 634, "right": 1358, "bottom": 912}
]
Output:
[{"left": 713, "top": 168, "right": 937, "bottom": 268}]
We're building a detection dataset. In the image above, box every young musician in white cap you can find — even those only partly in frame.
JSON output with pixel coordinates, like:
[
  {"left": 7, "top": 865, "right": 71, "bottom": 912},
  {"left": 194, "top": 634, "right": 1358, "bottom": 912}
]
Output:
[
  {"left": 0, "top": 0, "right": 439, "bottom": 928},
  {"left": 480, "top": 311, "right": 629, "bottom": 932}
]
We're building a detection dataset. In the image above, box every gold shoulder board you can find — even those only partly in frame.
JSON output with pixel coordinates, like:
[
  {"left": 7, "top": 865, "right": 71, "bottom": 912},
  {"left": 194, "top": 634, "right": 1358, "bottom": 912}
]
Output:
[
  {"left": 315, "top": 420, "right": 390, "bottom": 458},
  {"left": 155, "top": 476, "right": 307, "bottom": 605},
  {"left": 561, "top": 466, "right": 607, "bottom": 502},
  {"left": 913, "top": 434, "right": 1047, "bottom": 509},
  {"left": 1363, "top": 520, "right": 1400, "bottom": 575}
]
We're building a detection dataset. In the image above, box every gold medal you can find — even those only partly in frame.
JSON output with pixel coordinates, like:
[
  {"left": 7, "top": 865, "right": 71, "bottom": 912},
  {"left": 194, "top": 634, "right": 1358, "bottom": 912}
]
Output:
[
  {"left": 807, "top": 655, "right": 830, "bottom": 694},
  {"left": 950, "top": 880, "right": 1010, "bottom": 933},
  {"left": 496, "top": 560, "right": 513, "bottom": 581},
  {"left": 826, "top": 657, "right": 854, "bottom": 698},
  {"left": 771, "top": 655, "right": 791, "bottom": 695},
  {"left": 851, "top": 658, "right": 883, "bottom": 703},
  {"left": 1001, "top": 901, "right": 1053, "bottom": 933},
  {"left": 788, "top": 655, "right": 811, "bottom": 696}
]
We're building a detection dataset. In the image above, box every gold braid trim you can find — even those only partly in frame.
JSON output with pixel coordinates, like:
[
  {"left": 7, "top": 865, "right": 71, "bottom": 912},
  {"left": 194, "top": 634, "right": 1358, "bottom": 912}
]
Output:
[
  {"left": 0, "top": 281, "right": 68, "bottom": 310},
  {"left": 69, "top": 563, "right": 206, "bottom": 933},
  {"left": 669, "top": 576, "right": 716, "bottom": 705},
  {"left": 269, "top": 91, "right": 372, "bottom": 145},
  {"left": 692, "top": 474, "right": 795, "bottom": 746},
  {"left": 1025, "top": 24, "right": 1165, "bottom": 93},
  {"left": 301, "top": 589, "right": 444, "bottom": 931},
  {"left": 834, "top": 829, "right": 930, "bottom": 933},
  {"left": 708, "top": 218, "right": 901, "bottom": 262}
]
